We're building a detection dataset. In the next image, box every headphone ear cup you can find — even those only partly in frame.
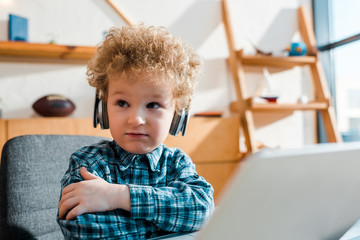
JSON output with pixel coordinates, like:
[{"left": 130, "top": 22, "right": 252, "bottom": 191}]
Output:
[
  {"left": 93, "top": 96, "right": 100, "bottom": 128},
  {"left": 101, "top": 101, "right": 109, "bottom": 129},
  {"left": 93, "top": 93, "right": 109, "bottom": 130},
  {"left": 169, "top": 110, "right": 189, "bottom": 136},
  {"left": 180, "top": 111, "right": 189, "bottom": 136}
]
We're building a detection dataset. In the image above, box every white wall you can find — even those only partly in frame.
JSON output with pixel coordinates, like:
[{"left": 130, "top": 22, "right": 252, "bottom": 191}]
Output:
[{"left": 0, "top": 0, "right": 314, "bottom": 148}]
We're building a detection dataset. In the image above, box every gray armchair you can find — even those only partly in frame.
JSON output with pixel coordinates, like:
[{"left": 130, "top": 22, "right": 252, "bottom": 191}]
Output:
[{"left": 0, "top": 135, "right": 108, "bottom": 240}]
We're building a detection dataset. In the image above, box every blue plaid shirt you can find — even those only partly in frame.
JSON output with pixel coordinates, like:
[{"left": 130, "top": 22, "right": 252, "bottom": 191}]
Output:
[{"left": 57, "top": 140, "right": 214, "bottom": 239}]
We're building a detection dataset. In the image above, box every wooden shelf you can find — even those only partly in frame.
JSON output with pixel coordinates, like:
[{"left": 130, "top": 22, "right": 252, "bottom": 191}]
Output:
[
  {"left": 230, "top": 98, "right": 329, "bottom": 113},
  {"left": 250, "top": 102, "right": 328, "bottom": 111},
  {"left": 236, "top": 51, "right": 317, "bottom": 68},
  {"left": 0, "top": 41, "right": 95, "bottom": 60}
]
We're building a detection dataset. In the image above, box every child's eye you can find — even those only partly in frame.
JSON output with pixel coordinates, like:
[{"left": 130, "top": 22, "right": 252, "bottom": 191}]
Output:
[
  {"left": 117, "top": 100, "right": 129, "bottom": 107},
  {"left": 146, "top": 102, "right": 160, "bottom": 109}
]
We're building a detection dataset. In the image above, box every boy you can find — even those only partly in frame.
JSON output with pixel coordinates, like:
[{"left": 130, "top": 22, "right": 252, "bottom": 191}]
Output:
[{"left": 57, "top": 24, "right": 214, "bottom": 239}]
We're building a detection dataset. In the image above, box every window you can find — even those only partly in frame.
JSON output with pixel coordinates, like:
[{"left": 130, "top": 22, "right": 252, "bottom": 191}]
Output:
[{"left": 314, "top": 0, "right": 360, "bottom": 142}]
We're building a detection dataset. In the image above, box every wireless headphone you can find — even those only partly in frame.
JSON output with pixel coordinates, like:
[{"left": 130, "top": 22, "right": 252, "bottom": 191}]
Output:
[{"left": 93, "top": 92, "right": 189, "bottom": 136}]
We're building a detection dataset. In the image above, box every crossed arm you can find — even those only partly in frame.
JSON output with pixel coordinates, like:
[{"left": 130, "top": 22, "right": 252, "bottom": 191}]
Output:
[{"left": 58, "top": 167, "right": 130, "bottom": 220}]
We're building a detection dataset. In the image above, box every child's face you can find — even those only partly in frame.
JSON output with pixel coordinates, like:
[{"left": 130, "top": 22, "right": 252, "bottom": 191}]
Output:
[{"left": 107, "top": 73, "right": 176, "bottom": 154}]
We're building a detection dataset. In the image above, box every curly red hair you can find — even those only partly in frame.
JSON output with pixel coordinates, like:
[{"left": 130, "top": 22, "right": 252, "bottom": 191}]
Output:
[{"left": 87, "top": 24, "right": 202, "bottom": 112}]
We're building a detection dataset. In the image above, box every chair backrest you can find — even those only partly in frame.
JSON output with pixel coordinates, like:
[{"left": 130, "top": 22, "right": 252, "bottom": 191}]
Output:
[{"left": 0, "top": 134, "right": 108, "bottom": 240}]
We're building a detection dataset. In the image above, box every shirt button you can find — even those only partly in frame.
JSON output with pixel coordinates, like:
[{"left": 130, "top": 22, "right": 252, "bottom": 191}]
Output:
[{"left": 145, "top": 232, "right": 152, "bottom": 238}]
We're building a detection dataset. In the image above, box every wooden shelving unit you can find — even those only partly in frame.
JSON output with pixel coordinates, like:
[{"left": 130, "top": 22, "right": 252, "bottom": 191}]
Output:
[
  {"left": 0, "top": 41, "right": 95, "bottom": 60},
  {"left": 222, "top": 0, "right": 342, "bottom": 153}
]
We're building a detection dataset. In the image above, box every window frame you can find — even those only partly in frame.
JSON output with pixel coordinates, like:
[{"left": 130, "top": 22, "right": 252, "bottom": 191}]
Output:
[{"left": 313, "top": 0, "right": 336, "bottom": 142}]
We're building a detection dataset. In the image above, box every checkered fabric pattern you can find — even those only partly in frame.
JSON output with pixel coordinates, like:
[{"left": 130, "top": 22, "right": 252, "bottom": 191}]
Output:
[{"left": 57, "top": 140, "right": 214, "bottom": 239}]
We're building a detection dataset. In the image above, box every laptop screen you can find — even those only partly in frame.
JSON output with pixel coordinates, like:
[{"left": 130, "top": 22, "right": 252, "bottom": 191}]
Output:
[{"left": 197, "top": 142, "right": 360, "bottom": 240}]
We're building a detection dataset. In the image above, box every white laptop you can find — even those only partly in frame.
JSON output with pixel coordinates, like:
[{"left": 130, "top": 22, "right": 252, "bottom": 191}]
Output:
[{"left": 154, "top": 142, "right": 360, "bottom": 240}]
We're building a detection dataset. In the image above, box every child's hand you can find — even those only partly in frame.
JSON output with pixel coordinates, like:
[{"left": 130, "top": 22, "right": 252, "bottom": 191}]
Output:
[{"left": 58, "top": 167, "right": 130, "bottom": 220}]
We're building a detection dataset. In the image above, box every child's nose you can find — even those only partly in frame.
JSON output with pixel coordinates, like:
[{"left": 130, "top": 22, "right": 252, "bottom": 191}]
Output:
[{"left": 128, "top": 109, "right": 146, "bottom": 125}]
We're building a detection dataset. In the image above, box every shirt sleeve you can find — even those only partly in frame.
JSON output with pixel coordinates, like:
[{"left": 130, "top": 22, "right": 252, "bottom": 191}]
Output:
[
  {"left": 56, "top": 152, "right": 120, "bottom": 240},
  {"left": 129, "top": 152, "right": 215, "bottom": 233},
  {"left": 57, "top": 153, "right": 89, "bottom": 239}
]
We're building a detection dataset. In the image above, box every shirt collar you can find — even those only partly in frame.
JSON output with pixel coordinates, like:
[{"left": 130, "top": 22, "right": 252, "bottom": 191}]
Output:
[{"left": 112, "top": 141, "right": 163, "bottom": 172}]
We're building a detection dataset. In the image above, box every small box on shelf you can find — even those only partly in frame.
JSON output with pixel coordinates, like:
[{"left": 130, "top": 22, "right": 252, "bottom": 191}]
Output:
[{"left": 9, "top": 14, "right": 28, "bottom": 42}]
